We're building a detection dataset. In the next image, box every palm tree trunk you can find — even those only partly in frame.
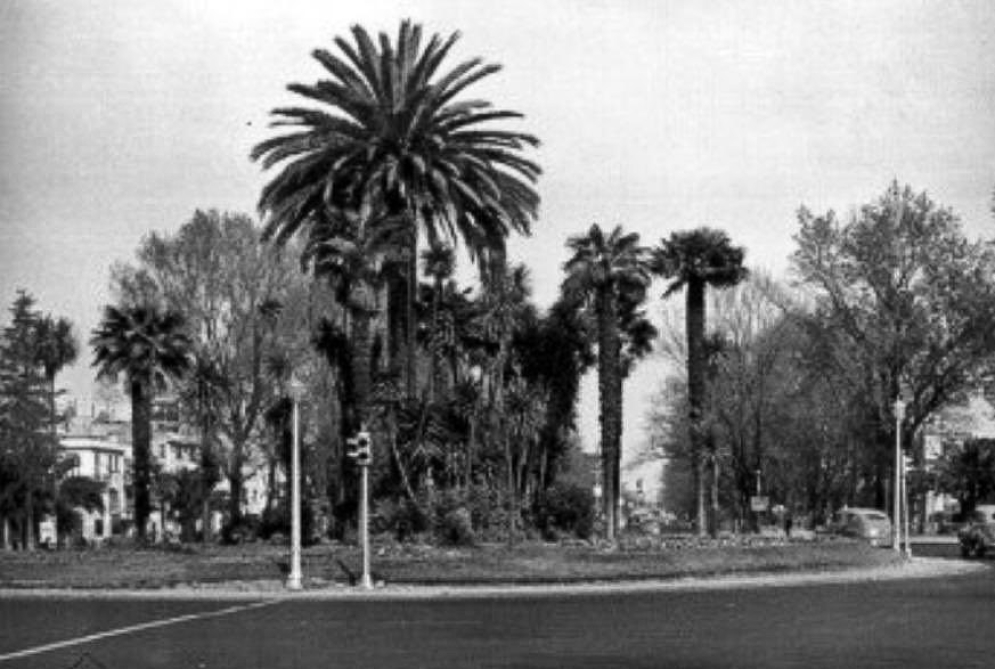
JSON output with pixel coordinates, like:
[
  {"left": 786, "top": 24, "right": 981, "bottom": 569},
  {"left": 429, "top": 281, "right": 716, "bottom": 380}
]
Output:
[
  {"left": 465, "top": 419, "right": 476, "bottom": 489},
  {"left": 596, "top": 289, "right": 621, "bottom": 541},
  {"left": 406, "top": 242, "right": 418, "bottom": 399},
  {"left": 685, "top": 278, "right": 708, "bottom": 537},
  {"left": 131, "top": 378, "right": 152, "bottom": 541},
  {"left": 505, "top": 428, "right": 516, "bottom": 546},
  {"left": 349, "top": 284, "right": 375, "bottom": 432}
]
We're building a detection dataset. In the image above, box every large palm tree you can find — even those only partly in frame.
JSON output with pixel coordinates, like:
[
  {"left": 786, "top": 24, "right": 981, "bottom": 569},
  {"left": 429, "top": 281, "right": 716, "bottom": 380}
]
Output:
[
  {"left": 90, "top": 305, "right": 191, "bottom": 540},
  {"left": 251, "top": 20, "right": 541, "bottom": 400},
  {"left": 34, "top": 315, "right": 78, "bottom": 437},
  {"left": 651, "top": 227, "right": 747, "bottom": 537},
  {"left": 562, "top": 224, "right": 650, "bottom": 540}
]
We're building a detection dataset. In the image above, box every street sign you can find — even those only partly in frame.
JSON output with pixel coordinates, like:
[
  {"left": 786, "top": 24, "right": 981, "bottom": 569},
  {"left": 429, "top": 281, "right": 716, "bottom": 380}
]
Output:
[{"left": 750, "top": 496, "right": 769, "bottom": 512}]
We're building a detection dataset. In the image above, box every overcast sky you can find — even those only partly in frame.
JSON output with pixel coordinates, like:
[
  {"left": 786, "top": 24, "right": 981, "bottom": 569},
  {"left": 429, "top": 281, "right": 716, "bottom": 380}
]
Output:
[{"left": 2, "top": 0, "right": 994, "bottom": 460}]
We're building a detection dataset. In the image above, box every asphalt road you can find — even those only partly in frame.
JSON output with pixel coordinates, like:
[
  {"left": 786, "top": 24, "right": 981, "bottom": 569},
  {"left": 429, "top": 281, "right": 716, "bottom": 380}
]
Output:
[{"left": 1, "top": 547, "right": 991, "bottom": 669}]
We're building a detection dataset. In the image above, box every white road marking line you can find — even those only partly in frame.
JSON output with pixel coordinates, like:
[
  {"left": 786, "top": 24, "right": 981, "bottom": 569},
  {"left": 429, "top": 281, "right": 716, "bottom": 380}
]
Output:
[{"left": 0, "top": 600, "right": 277, "bottom": 663}]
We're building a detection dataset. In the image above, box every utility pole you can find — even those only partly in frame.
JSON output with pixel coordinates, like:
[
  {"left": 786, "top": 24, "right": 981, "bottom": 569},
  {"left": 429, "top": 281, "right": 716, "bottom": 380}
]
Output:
[{"left": 893, "top": 397, "right": 906, "bottom": 554}]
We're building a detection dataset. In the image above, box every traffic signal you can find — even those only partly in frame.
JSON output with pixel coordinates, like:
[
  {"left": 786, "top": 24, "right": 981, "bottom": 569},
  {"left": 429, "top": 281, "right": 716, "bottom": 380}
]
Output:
[{"left": 347, "top": 431, "right": 372, "bottom": 466}]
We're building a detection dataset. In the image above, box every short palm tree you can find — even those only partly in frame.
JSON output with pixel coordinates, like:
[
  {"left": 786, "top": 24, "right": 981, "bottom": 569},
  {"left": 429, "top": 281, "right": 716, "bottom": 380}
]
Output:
[
  {"left": 422, "top": 243, "right": 456, "bottom": 400},
  {"left": 651, "top": 227, "right": 747, "bottom": 536},
  {"left": 34, "top": 315, "right": 78, "bottom": 436},
  {"left": 90, "top": 304, "right": 191, "bottom": 540},
  {"left": 252, "top": 20, "right": 541, "bottom": 399},
  {"left": 562, "top": 224, "right": 650, "bottom": 540}
]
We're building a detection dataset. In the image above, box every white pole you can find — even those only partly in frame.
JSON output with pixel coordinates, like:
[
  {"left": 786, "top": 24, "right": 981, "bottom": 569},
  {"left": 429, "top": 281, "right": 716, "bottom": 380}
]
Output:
[
  {"left": 902, "top": 454, "right": 912, "bottom": 558},
  {"left": 893, "top": 398, "right": 904, "bottom": 553},
  {"left": 287, "top": 376, "right": 304, "bottom": 590}
]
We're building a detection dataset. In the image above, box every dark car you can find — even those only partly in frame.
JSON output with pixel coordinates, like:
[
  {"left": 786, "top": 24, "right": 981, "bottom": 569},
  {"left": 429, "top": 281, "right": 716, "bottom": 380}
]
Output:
[{"left": 958, "top": 505, "right": 995, "bottom": 558}]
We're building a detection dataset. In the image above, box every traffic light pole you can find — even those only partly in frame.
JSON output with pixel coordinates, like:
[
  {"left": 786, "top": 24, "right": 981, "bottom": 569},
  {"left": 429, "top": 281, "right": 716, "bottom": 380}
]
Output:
[
  {"left": 359, "top": 459, "right": 372, "bottom": 589},
  {"left": 348, "top": 427, "right": 373, "bottom": 590}
]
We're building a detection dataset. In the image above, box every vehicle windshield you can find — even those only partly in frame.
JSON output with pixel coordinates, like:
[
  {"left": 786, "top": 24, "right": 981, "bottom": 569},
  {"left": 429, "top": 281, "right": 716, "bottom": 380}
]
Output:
[{"left": 863, "top": 512, "right": 888, "bottom": 521}]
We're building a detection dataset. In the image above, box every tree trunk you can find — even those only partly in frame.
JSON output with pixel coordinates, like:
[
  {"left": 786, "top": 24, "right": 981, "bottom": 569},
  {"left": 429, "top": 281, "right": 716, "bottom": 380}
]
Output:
[
  {"left": 23, "top": 488, "right": 35, "bottom": 551},
  {"left": 131, "top": 378, "right": 152, "bottom": 541},
  {"left": 710, "top": 454, "right": 720, "bottom": 536},
  {"left": 228, "top": 465, "right": 244, "bottom": 533},
  {"left": 685, "top": 279, "right": 708, "bottom": 537},
  {"left": 596, "top": 289, "right": 622, "bottom": 541},
  {"left": 201, "top": 412, "right": 213, "bottom": 544},
  {"left": 406, "top": 242, "right": 418, "bottom": 400},
  {"left": 505, "top": 428, "right": 517, "bottom": 546},
  {"left": 465, "top": 419, "right": 476, "bottom": 489},
  {"left": 348, "top": 280, "right": 376, "bottom": 434}
]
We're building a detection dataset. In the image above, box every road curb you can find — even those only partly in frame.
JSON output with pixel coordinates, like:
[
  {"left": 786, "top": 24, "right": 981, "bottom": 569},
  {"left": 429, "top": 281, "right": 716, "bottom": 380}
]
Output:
[{"left": 0, "top": 557, "right": 984, "bottom": 601}]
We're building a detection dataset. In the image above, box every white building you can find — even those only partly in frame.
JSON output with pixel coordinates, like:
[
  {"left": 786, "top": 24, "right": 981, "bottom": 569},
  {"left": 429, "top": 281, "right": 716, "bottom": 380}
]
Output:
[{"left": 47, "top": 397, "right": 276, "bottom": 544}]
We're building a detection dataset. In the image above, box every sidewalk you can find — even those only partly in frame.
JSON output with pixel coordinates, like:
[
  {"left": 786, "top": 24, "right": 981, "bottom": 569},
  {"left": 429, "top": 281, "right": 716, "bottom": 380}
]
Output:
[
  {"left": 0, "top": 557, "right": 982, "bottom": 601},
  {"left": 910, "top": 535, "right": 958, "bottom": 546}
]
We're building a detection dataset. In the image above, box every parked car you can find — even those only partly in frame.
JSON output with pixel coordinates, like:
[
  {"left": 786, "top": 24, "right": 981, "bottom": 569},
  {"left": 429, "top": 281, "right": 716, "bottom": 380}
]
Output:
[
  {"left": 957, "top": 505, "right": 995, "bottom": 558},
  {"left": 832, "top": 507, "right": 893, "bottom": 547}
]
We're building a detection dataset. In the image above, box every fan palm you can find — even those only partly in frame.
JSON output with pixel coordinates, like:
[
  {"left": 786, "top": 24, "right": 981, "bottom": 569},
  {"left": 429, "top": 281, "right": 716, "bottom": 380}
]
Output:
[
  {"left": 252, "top": 20, "right": 541, "bottom": 399},
  {"left": 34, "top": 316, "right": 78, "bottom": 437},
  {"left": 651, "top": 227, "right": 747, "bottom": 537},
  {"left": 562, "top": 224, "right": 650, "bottom": 540},
  {"left": 90, "top": 304, "right": 191, "bottom": 540}
]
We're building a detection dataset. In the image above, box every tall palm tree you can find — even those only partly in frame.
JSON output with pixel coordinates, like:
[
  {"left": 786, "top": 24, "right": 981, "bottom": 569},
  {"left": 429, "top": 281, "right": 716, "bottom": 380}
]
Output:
[
  {"left": 90, "top": 305, "right": 191, "bottom": 541},
  {"left": 562, "top": 224, "right": 650, "bottom": 540},
  {"left": 34, "top": 316, "right": 78, "bottom": 436},
  {"left": 651, "top": 227, "right": 747, "bottom": 537},
  {"left": 251, "top": 20, "right": 541, "bottom": 400}
]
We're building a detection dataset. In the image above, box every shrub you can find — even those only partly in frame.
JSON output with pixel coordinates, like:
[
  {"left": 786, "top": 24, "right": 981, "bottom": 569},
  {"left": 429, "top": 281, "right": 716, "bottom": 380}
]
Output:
[
  {"left": 436, "top": 506, "right": 475, "bottom": 546},
  {"left": 373, "top": 496, "right": 429, "bottom": 541},
  {"left": 535, "top": 481, "right": 595, "bottom": 540}
]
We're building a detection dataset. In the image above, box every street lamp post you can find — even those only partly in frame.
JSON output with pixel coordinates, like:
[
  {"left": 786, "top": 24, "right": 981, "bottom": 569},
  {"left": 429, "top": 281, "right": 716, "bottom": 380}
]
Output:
[
  {"left": 287, "top": 375, "right": 305, "bottom": 590},
  {"left": 893, "top": 397, "right": 906, "bottom": 554}
]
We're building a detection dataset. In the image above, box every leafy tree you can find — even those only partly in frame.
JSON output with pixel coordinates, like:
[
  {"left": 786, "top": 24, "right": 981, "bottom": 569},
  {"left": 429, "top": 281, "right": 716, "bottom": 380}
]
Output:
[
  {"left": 562, "top": 224, "right": 651, "bottom": 539},
  {"left": 90, "top": 304, "right": 191, "bottom": 540},
  {"left": 935, "top": 438, "right": 995, "bottom": 515},
  {"left": 652, "top": 227, "right": 747, "bottom": 536},
  {"left": 252, "top": 20, "right": 541, "bottom": 399},
  {"left": 514, "top": 298, "right": 595, "bottom": 491},
  {"left": 792, "top": 182, "right": 995, "bottom": 510},
  {"left": 0, "top": 291, "right": 61, "bottom": 549},
  {"left": 54, "top": 475, "right": 105, "bottom": 546},
  {"left": 112, "top": 209, "right": 307, "bottom": 533},
  {"left": 471, "top": 260, "right": 536, "bottom": 543}
]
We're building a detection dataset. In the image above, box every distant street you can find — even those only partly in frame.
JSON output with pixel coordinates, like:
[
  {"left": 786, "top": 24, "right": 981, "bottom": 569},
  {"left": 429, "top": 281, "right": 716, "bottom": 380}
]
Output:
[{"left": 1, "top": 545, "right": 992, "bottom": 669}]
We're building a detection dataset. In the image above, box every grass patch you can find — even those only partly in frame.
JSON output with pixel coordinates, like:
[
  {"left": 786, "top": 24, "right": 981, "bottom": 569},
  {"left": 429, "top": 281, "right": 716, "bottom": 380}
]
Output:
[{"left": 0, "top": 537, "right": 904, "bottom": 590}]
